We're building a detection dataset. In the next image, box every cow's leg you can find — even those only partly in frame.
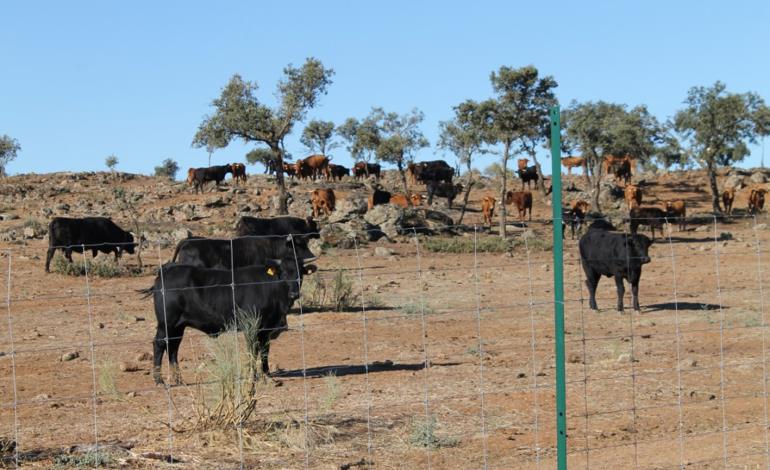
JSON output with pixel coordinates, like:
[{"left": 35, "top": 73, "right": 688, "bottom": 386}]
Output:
[
  {"left": 614, "top": 274, "right": 626, "bottom": 313},
  {"left": 583, "top": 266, "right": 600, "bottom": 310},
  {"left": 152, "top": 328, "right": 168, "bottom": 385},
  {"left": 65, "top": 248, "right": 73, "bottom": 263},
  {"left": 631, "top": 278, "right": 641, "bottom": 312},
  {"left": 166, "top": 330, "right": 185, "bottom": 385},
  {"left": 256, "top": 330, "right": 272, "bottom": 378},
  {"left": 45, "top": 248, "right": 56, "bottom": 272}
]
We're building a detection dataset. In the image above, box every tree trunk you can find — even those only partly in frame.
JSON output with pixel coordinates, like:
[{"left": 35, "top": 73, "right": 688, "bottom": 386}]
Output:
[
  {"left": 397, "top": 159, "right": 409, "bottom": 196},
  {"left": 528, "top": 150, "right": 548, "bottom": 196},
  {"left": 590, "top": 159, "right": 603, "bottom": 213},
  {"left": 272, "top": 145, "right": 289, "bottom": 215},
  {"left": 208, "top": 151, "right": 212, "bottom": 167},
  {"left": 707, "top": 161, "right": 722, "bottom": 213},
  {"left": 499, "top": 141, "right": 511, "bottom": 238},
  {"left": 457, "top": 161, "right": 474, "bottom": 225}
]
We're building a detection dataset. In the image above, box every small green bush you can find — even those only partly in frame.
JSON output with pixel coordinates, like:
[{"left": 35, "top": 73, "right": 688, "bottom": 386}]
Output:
[
  {"left": 50, "top": 254, "right": 124, "bottom": 278},
  {"left": 422, "top": 235, "right": 551, "bottom": 254},
  {"left": 301, "top": 269, "right": 354, "bottom": 312},
  {"left": 409, "top": 415, "right": 459, "bottom": 449},
  {"left": 54, "top": 450, "right": 113, "bottom": 468}
]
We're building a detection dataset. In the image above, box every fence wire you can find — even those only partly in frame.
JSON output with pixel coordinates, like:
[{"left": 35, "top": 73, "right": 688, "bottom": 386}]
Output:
[{"left": 0, "top": 213, "right": 769, "bottom": 468}]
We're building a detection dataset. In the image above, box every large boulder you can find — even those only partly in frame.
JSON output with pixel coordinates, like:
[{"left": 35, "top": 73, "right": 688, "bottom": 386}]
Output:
[
  {"left": 750, "top": 171, "right": 768, "bottom": 184},
  {"left": 724, "top": 174, "right": 745, "bottom": 190},
  {"left": 319, "top": 219, "right": 381, "bottom": 249},
  {"left": 328, "top": 197, "right": 368, "bottom": 223}
]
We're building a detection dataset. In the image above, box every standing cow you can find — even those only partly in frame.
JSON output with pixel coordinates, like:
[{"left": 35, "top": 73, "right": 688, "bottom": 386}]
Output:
[
  {"left": 46, "top": 217, "right": 136, "bottom": 272},
  {"left": 579, "top": 225, "right": 652, "bottom": 312}
]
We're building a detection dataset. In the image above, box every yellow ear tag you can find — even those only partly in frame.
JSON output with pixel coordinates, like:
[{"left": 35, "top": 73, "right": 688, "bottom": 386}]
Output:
[{"left": 266, "top": 267, "right": 276, "bottom": 276}]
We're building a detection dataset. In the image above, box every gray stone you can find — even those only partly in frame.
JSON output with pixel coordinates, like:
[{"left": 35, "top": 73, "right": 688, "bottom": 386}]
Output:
[
  {"left": 171, "top": 228, "right": 193, "bottom": 242},
  {"left": 724, "top": 175, "right": 744, "bottom": 190},
  {"left": 60, "top": 351, "right": 79, "bottom": 362},
  {"left": 374, "top": 247, "right": 395, "bottom": 257},
  {"left": 750, "top": 171, "right": 768, "bottom": 184},
  {"left": 0, "top": 213, "right": 19, "bottom": 221},
  {"left": 755, "top": 223, "right": 768, "bottom": 230}
]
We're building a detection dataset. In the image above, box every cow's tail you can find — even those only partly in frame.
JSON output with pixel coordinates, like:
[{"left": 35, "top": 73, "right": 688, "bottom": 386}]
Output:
[{"left": 137, "top": 286, "right": 155, "bottom": 299}]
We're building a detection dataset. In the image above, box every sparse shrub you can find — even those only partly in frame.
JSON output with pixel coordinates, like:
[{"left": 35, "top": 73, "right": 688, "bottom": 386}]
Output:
[
  {"left": 105, "top": 154, "right": 118, "bottom": 172},
  {"left": 422, "top": 235, "right": 551, "bottom": 254},
  {"left": 319, "top": 372, "right": 340, "bottom": 413},
  {"left": 330, "top": 269, "right": 354, "bottom": 311},
  {"left": 301, "top": 269, "right": 353, "bottom": 312},
  {"left": 54, "top": 450, "right": 113, "bottom": 468},
  {"left": 97, "top": 361, "right": 122, "bottom": 400},
  {"left": 400, "top": 301, "right": 433, "bottom": 316},
  {"left": 409, "top": 415, "right": 459, "bottom": 449},
  {"left": 50, "top": 254, "right": 123, "bottom": 278},
  {"left": 154, "top": 158, "right": 180, "bottom": 180}
]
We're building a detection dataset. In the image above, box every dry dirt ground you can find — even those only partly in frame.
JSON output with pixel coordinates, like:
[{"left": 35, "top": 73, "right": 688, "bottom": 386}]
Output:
[{"left": 0, "top": 169, "right": 769, "bottom": 468}]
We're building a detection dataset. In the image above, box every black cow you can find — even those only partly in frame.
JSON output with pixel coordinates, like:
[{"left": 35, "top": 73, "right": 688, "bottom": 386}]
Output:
[
  {"left": 628, "top": 206, "right": 668, "bottom": 241},
  {"left": 426, "top": 182, "right": 463, "bottom": 207},
  {"left": 329, "top": 164, "right": 350, "bottom": 181},
  {"left": 172, "top": 236, "right": 316, "bottom": 269},
  {"left": 235, "top": 216, "right": 321, "bottom": 240},
  {"left": 46, "top": 217, "right": 135, "bottom": 272},
  {"left": 614, "top": 159, "right": 632, "bottom": 185},
  {"left": 141, "top": 258, "right": 315, "bottom": 385},
  {"left": 191, "top": 165, "right": 232, "bottom": 193},
  {"left": 413, "top": 160, "right": 454, "bottom": 184},
  {"left": 517, "top": 165, "right": 539, "bottom": 190},
  {"left": 579, "top": 227, "right": 652, "bottom": 312},
  {"left": 353, "top": 162, "right": 381, "bottom": 180},
  {"left": 367, "top": 188, "right": 392, "bottom": 210}
]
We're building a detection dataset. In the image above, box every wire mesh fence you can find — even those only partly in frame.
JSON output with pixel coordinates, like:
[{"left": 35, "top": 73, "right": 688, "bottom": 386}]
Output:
[{"left": 0, "top": 213, "right": 768, "bottom": 468}]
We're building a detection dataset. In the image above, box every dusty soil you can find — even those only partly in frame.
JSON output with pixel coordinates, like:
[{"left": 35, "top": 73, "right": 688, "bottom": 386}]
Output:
[{"left": 0, "top": 168, "right": 769, "bottom": 468}]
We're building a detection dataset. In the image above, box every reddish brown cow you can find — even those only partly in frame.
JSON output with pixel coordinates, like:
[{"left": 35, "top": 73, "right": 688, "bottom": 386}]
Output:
[
  {"left": 481, "top": 196, "right": 496, "bottom": 227},
  {"left": 722, "top": 188, "right": 735, "bottom": 215},
  {"left": 389, "top": 193, "right": 421, "bottom": 208},
  {"left": 517, "top": 158, "right": 529, "bottom": 171},
  {"left": 749, "top": 188, "right": 767, "bottom": 214},
  {"left": 603, "top": 154, "right": 635, "bottom": 176},
  {"left": 504, "top": 191, "right": 533, "bottom": 221},
  {"left": 303, "top": 155, "right": 331, "bottom": 180},
  {"left": 624, "top": 184, "right": 642, "bottom": 210},
  {"left": 561, "top": 156, "right": 586, "bottom": 175},
  {"left": 663, "top": 200, "right": 687, "bottom": 231},
  {"left": 230, "top": 163, "right": 247, "bottom": 183},
  {"left": 186, "top": 168, "right": 196, "bottom": 186},
  {"left": 311, "top": 188, "right": 336, "bottom": 217}
]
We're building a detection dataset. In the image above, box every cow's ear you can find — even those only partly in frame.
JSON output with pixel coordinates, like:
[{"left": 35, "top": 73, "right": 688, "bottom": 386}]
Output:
[{"left": 303, "top": 264, "right": 318, "bottom": 275}]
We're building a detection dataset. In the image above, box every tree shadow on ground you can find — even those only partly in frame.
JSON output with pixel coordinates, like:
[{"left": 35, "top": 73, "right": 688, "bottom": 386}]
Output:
[
  {"left": 645, "top": 302, "right": 724, "bottom": 312},
  {"left": 273, "top": 360, "right": 461, "bottom": 379}
]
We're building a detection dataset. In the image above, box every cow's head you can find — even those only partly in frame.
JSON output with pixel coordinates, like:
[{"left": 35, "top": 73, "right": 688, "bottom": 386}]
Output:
[
  {"left": 627, "top": 233, "right": 652, "bottom": 264},
  {"left": 266, "top": 258, "right": 318, "bottom": 301}
]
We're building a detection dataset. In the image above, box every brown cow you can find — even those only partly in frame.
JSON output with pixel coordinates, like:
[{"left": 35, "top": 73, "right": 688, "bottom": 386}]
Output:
[
  {"left": 561, "top": 156, "right": 586, "bottom": 175},
  {"left": 283, "top": 162, "right": 297, "bottom": 178},
  {"left": 749, "top": 188, "right": 767, "bottom": 215},
  {"left": 303, "top": 155, "right": 331, "bottom": 180},
  {"left": 186, "top": 168, "right": 196, "bottom": 186},
  {"left": 517, "top": 158, "right": 529, "bottom": 171},
  {"left": 230, "top": 163, "right": 247, "bottom": 183},
  {"left": 624, "top": 184, "right": 642, "bottom": 210},
  {"left": 568, "top": 199, "right": 590, "bottom": 238},
  {"left": 294, "top": 159, "right": 313, "bottom": 180},
  {"left": 389, "top": 193, "right": 420, "bottom": 208},
  {"left": 354, "top": 162, "right": 381, "bottom": 181},
  {"left": 663, "top": 200, "right": 687, "bottom": 231},
  {"left": 629, "top": 206, "right": 667, "bottom": 241},
  {"left": 481, "top": 196, "right": 496, "bottom": 227},
  {"left": 722, "top": 188, "right": 735, "bottom": 215},
  {"left": 604, "top": 154, "right": 635, "bottom": 176},
  {"left": 504, "top": 191, "right": 533, "bottom": 221},
  {"left": 311, "top": 188, "right": 336, "bottom": 218}
]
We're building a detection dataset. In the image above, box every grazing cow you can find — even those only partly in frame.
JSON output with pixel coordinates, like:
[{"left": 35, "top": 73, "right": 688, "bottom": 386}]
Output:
[
  {"left": 302, "top": 155, "right": 331, "bottom": 180},
  {"left": 46, "top": 217, "right": 136, "bottom": 272},
  {"left": 354, "top": 162, "right": 381, "bottom": 180},
  {"left": 629, "top": 206, "right": 668, "bottom": 241},
  {"left": 561, "top": 156, "right": 586, "bottom": 175},
  {"left": 481, "top": 196, "right": 496, "bottom": 227},
  {"left": 579, "top": 226, "right": 652, "bottom": 312},
  {"left": 614, "top": 159, "right": 632, "bottom": 185},
  {"left": 235, "top": 216, "right": 321, "bottom": 241},
  {"left": 624, "top": 184, "right": 642, "bottom": 210},
  {"left": 171, "top": 236, "right": 317, "bottom": 270},
  {"left": 189, "top": 165, "right": 232, "bottom": 193},
  {"left": 142, "top": 259, "right": 315, "bottom": 384},
  {"left": 722, "top": 188, "right": 735, "bottom": 215},
  {"left": 516, "top": 166, "right": 539, "bottom": 190},
  {"left": 328, "top": 164, "right": 350, "bottom": 181},
  {"left": 426, "top": 182, "right": 463, "bottom": 207},
  {"left": 517, "top": 158, "right": 529, "bottom": 171},
  {"left": 664, "top": 200, "right": 687, "bottom": 231},
  {"left": 367, "top": 188, "right": 391, "bottom": 210},
  {"left": 410, "top": 160, "right": 454, "bottom": 184},
  {"left": 504, "top": 191, "right": 533, "bottom": 221},
  {"left": 568, "top": 200, "right": 590, "bottom": 239},
  {"left": 230, "top": 163, "right": 247, "bottom": 183},
  {"left": 311, "top": 188, "right": 336, "bottom": 217},
  {"left": 749, "top": 188, "right": 767, "bottom": 214}
]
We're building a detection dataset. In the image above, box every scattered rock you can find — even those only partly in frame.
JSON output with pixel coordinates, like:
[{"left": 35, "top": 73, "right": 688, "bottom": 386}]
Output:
[
  {"left": 374, "top": 247, "right": 395, "bottom": 257},
  {"left": 33, "top": 394, "right": 51, "bottom": 402},
  {"left": 617, "top": 353, "right": 632, "bottom": 364},
  {"left": 171, "top": 228, "right": 193, "bottom": 242},
  {"left": 750, "top": 171, "right": 767, "bottom": 184},
  {"left": 60, "top": 351, "right": 79, "bottom": 362},
  {"left": 136, "top": 352, "right": 152, "bottom": 362},
  {"left": 724, "top": 174, "right": 744, "bottom": 190},
  {"left": 0, "top": 213, "right": 19, "bottom": 221},
  {"left": 755, "top": 223, "right": 768, "bottom": 230},
  {"left": 119, "top": 362, "right": 139, "bottom": 372}
]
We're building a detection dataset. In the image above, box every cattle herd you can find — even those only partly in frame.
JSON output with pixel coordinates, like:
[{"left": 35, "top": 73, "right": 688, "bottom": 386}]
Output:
[{"left": 41, "top": 152, "right": 769, "bottom": 385}]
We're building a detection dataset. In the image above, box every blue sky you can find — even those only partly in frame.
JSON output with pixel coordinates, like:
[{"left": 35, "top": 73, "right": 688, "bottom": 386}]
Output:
[{"left": 1, "top": 1, "right": 768, "bottom": 177}]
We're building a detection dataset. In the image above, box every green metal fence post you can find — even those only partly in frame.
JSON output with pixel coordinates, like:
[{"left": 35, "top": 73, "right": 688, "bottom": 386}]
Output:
[{"left": 550, "top": 105, "right": 568, "bottom": 469}]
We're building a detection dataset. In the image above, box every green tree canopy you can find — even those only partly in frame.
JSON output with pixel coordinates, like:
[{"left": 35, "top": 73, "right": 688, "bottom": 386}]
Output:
[
  {"left": 193, "top": 58, "right": 334, "bottom": 213},
  {"left": 674, "top": 81, "right": 770, "bottom": 212},
  {"left": 562, "top": 100, "right": 667, "bottom": 211},
  {"left": 154, "top": 158, "right": 179, "bottom": 179},
  {"left": 337, "top": 115, "right": 381, "bottom": 163},
  {"left": 300, "top": 120, "right": 338, "bottom": 156},
  {"left": 0, "top": 135, "right": 21, "bottom": 176},
  {"left": 105, "top": 154, "right": 119, "bottom": 172}
]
